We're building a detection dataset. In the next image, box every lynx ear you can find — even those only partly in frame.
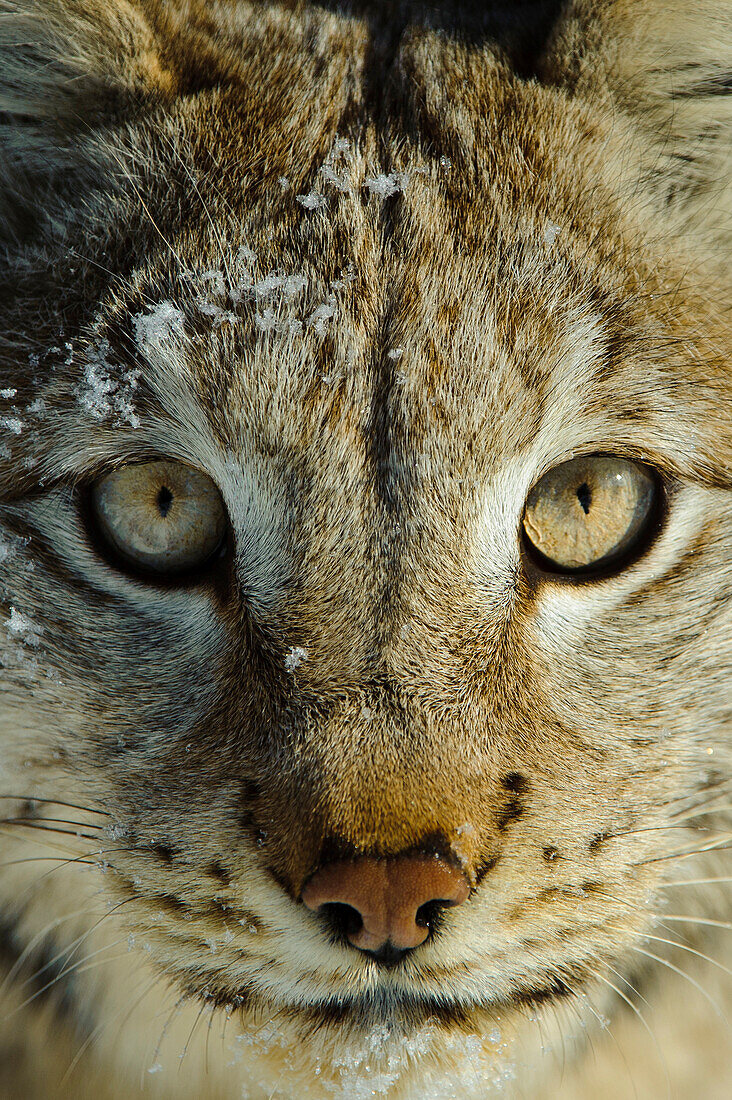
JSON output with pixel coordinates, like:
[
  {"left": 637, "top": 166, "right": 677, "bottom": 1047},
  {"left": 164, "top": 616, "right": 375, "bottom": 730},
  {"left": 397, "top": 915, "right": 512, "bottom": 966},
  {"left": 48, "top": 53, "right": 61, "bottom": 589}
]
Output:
[
  {"left": 0, "top": 0, "right": 178, "bottom": 242},
  {"left": 542, "top": 1, "right": 732, "bottom": 250}
]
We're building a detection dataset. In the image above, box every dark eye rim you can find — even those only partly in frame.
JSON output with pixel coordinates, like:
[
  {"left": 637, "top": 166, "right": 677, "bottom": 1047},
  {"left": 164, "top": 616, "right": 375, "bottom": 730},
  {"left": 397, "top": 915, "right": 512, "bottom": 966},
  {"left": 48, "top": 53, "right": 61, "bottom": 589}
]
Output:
[
  {"left": 521, "top": 457, "right": 669, "bottom": 582},
  {"left": 79, "top": 462, "right": 232, "bottom": 588}
]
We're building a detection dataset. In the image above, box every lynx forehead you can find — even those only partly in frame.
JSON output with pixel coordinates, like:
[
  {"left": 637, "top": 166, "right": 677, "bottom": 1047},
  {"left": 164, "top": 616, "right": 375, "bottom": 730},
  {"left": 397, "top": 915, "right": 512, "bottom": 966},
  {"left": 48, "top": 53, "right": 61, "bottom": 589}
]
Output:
[{"left": 0, "top": 1, "right": 731, "bottom": 1098}]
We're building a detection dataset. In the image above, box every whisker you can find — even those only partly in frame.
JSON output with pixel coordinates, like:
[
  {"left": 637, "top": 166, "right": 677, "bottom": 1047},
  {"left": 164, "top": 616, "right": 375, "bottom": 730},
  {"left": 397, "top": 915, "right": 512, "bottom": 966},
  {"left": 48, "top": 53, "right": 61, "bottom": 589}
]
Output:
[
  {"left": 634, "top": 837, "right": 732, "bottom": 866},
  {"left": 610, "top": 823, "right": 722, "bottom": 838},
  {"left": 660, "top": 878, "right": 732, "bottom": 888},
  {"left": 63, "top": 943, "right": 132, "bottom": 981},
  {"left": 676, "top": 803, "right": 732, "bottom": 821},
  {"left": 630, "top": 946, "right": 728, "bottom": 1023},
  {"left": 0, "top": 908, "right": 89, "bottom": 1001},
  {"left": 5, "top": 924, "right": 132, "bottom": 1022},
  {"left": 632, "top": 932, "right": 732, "bottom": 980},
  {"left": 603, "top": 960, "right": 652, "bottom": 1008},
  {"left": 660, "top": 915, "right": 732, "bottom": 932},
  {"left": 0, "top": 796, "right": 110, "bottom": 816},
  {"left": 220, "top": 1000, "right": 234, "bottom": 1052},
  {"left": 178, "top": 997, "right": 208, "bottom": 1071},
  {"left": 1, "top": 846, "right": 142, "bottom": 918},
  {"left": 44, "top": 896, "right": 140, "bottom": 986},
  {"left": 105, "top": 145, "right": 185, "bottom": 270},
  {"left": 0, "top": 826, "right": 94, "bottom": 862},
  {"left": 2, "top": 816, "right": 103, "bottom": 830},
  {"left": 574, "top": 993, "right": 640, "bottom": 1100},
  {"left": 148, "top": 991, "right": 189, "bottom": 1084},
  {"left": 12, "top": 897, "right": 137, "bottom": 1005},
  {"left": 587, "top": 968, "right": 671, "bottom": 1099},
  {"left": 61, "top": 968, "right": 160, "bottom": 1087},
  {"left": 669, "top": 803, "right": 732, "bottom": 825},
  {"left": 204, "top": 1000, "right": 216, "bottom": 1075},
  {"left": 0, "top": 820, "right": 102, "bottom": 842},
  {"left": 0, "top": 855, "right": 98, "bottom": 869},
  {"left": 157, "top": 123, "right": 247, "bottom": 229},
  {"left": 158, "top": 129, "right": 233, "bottom": 286},
  {"left": 65, "top": 247, "right": 121, "bottom": 281}
]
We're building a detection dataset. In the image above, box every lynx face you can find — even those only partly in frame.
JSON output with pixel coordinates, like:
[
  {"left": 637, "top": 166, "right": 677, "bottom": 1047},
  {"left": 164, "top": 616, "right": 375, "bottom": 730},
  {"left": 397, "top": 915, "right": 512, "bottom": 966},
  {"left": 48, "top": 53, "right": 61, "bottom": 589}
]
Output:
[{"left": 0, "top": 2, "right": 730, "bottom": 1097}]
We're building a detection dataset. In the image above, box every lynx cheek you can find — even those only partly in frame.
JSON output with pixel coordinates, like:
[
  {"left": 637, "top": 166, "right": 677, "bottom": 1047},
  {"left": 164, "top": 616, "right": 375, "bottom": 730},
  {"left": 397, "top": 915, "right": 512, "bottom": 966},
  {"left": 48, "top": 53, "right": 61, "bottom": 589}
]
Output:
[
  {"left": 522, "top": 455, "right": 659, "bottom": 575},
  {"left": 90, "top": 460, "right": 227, "bottom": 574}
]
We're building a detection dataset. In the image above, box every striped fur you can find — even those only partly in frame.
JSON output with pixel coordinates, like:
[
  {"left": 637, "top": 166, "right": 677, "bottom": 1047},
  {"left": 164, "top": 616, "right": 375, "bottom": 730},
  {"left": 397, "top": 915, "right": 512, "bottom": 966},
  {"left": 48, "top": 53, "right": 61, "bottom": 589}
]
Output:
[{"left": 0, "top": 2, "right": 730, "bottom": 1097}]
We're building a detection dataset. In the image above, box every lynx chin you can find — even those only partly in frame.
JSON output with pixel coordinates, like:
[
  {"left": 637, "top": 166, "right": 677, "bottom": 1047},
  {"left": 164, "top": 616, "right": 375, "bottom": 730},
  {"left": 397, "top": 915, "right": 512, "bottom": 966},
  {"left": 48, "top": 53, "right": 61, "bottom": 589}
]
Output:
[{"left": 0, "top": 1, "right": 731, "bottom": 1097}]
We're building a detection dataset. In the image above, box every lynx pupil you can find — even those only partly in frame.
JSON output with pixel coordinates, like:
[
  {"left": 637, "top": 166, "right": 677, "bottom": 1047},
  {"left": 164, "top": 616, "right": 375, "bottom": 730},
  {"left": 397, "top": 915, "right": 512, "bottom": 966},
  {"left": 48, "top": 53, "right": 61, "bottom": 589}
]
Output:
[
  {"left": 576, "top": 482, "right": 592, "bottom": 514},
  {"left": 156, "top": 486, "right": 173, "bottom": 518}
]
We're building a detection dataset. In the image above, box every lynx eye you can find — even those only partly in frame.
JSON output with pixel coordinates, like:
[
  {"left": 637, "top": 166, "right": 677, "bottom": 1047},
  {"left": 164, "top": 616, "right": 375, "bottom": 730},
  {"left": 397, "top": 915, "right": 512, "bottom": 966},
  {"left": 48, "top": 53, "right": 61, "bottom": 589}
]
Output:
[
  {"left": 90, "top": 460, "right": 227, "bottom": 575},
  {"left": 522, "top": 455, "right": 658, "bottom": 575}
]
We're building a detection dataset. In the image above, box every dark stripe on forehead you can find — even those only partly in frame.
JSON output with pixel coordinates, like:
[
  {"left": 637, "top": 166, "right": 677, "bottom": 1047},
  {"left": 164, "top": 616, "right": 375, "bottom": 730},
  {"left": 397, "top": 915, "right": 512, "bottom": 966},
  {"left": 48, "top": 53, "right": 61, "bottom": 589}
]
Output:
[{"left": 363, "top": 306, "right": 411, "bottom": 646}]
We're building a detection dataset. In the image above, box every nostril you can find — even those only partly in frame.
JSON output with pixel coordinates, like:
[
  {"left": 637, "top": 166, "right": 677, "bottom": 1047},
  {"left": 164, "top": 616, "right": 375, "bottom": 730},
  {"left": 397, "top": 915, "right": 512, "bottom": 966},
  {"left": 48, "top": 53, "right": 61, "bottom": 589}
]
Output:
[
  {"left": 302, "top": 853, "right": 470, "bottom": 955},
  {"left": 318, "top": 901, "right": 363, "bottom": 944},
  {"left": 415, "top": 898, "right": 451, "bottom": 930}
]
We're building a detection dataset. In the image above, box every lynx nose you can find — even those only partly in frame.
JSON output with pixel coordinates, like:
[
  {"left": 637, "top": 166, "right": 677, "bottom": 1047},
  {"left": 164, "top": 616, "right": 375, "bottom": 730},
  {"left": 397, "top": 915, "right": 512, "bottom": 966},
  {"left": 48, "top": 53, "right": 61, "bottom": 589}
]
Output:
[{"left": 302, "top": 854, "right": 470, "bottom": 958}]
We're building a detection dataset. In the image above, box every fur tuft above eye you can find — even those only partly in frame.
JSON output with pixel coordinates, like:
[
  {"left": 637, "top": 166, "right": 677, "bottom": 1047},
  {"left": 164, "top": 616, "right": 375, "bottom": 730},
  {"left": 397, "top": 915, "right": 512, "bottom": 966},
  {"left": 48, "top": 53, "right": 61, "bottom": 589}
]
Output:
[
  {"left": 90, "top": 460, "right": 227, "bottom": 575},
  {"left": 522, "top": 456, "right": 659, "bottom": 576}
]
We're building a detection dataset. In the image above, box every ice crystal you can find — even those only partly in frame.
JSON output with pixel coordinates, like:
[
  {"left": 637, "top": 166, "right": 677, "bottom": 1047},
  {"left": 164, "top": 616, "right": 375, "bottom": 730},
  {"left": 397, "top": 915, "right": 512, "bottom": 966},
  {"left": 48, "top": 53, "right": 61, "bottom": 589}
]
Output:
[
  {"left": 543, "top": 221, "right": 561, "bottom": 246},
  {"left": 0, "top": 531, "right": 26, "bottom": 566},
  {"left": 78, "top": 339, "right": 140, "bottom": 428},
  {"left": 297, "top": 191, "right": 328, "bottom": 211},
  {"left": 308, "top": 299, "right": 336, "bottom": 337},
  {"left": 364, "top": 172, "right": 410, "bottom": 198},
  {"left": 285, "top": 646, "right": 308, "bottom": 672},
  {"left": 253, "top": 273, "right": 307, "bottom": 299},
  {"left": 7, "top": 607, "right": 42, "bottom": 647},
  {"left": 320, "top": 138, "right": 353, "bottom": 194},
  {"left": 133, "top": 301, "right": 186, "bottom": 350},
  {"left": 0, "top": 415, "right": 23, "bottom": 435}
]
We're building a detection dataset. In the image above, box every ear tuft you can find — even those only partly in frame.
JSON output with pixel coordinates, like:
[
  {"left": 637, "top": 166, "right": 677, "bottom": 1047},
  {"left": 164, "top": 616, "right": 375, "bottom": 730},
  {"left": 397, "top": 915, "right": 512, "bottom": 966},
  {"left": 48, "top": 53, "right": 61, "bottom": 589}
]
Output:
[
  {"left": 542, "top": 1, "right": 732, "bottom": 253},
  {"left": 0, "top": 0, "right": 176, "bottom": 242},
  {"left": 0, "top": 0, "right": 175, "bottom": 120}
]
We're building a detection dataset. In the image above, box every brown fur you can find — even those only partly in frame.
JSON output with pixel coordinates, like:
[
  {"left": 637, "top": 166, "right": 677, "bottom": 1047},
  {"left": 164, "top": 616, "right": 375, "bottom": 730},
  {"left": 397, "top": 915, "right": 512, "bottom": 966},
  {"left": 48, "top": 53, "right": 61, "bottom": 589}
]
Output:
[{"left": 0, "top": 1, "right": 730, "bottom": 1096}]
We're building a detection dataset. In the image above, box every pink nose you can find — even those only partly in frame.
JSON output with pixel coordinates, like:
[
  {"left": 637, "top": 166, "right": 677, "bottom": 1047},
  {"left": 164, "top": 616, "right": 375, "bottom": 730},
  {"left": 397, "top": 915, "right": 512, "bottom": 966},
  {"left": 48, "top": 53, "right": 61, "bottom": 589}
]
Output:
[{"left": 302, "top": 854, "right": 470, "bottom": 953}]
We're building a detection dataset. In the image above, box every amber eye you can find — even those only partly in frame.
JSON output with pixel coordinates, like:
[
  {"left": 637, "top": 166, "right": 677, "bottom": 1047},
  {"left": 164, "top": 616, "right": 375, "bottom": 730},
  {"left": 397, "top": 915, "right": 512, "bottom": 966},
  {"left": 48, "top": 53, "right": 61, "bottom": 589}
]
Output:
[
  {"left": 90, "top": 461, "right": 227, "bottom": 575},
  {"left": 522, "top": 455, "right": 658, "bottom": 575}
]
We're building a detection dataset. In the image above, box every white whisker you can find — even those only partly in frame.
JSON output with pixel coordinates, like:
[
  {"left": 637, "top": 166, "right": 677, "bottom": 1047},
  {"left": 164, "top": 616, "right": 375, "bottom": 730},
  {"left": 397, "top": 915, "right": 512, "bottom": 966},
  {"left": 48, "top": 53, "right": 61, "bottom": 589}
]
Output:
[
  {"left": 587, "top": 968, "right": 671, "bottom": 1099},
  {"left": 630, "top": 946, "right": 728, "bottom": 1022},
  {"left": 661, "top": 915, "right": 732, "bottom": 932}
]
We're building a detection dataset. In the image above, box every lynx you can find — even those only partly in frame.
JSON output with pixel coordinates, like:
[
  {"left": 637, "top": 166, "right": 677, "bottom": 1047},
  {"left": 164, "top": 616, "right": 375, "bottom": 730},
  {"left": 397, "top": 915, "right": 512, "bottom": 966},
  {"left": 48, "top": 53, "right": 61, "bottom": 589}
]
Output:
[{"left": 0, "top": 1, "right": 730, "bottom": 1097}]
